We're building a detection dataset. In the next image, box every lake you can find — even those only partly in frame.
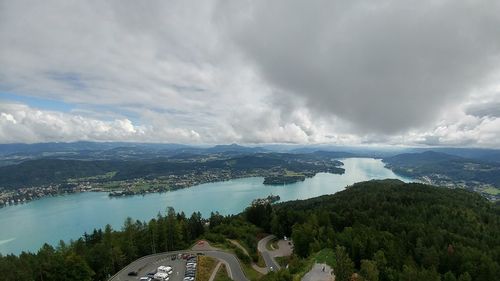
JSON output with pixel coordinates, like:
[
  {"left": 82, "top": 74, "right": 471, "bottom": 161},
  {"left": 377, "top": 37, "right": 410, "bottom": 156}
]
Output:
[{"left": 0, "top": 158, "right": 411, "bottom": 254}]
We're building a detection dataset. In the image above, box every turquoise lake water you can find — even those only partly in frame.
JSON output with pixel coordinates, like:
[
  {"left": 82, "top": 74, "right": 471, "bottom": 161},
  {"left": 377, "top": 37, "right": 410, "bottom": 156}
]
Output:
[{"left": 0, "top": 158, "right": 412, "bottom": 254}]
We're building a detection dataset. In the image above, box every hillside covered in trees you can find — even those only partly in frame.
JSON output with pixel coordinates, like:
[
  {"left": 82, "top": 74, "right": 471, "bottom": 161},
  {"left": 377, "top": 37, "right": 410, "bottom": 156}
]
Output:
[
  {"left": 266, "top": 180, "right": 500, "bottom": 281},
  {"left": 1, "top": 180, "right": 499, "bottom": 281},
  {"left": 0, "top": 152, "right": 344, "bottom": 188}
]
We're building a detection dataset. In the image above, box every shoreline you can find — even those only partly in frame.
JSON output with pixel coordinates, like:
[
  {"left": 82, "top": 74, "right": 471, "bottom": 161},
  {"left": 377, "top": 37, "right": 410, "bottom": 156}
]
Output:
[{"left": 0, "top": 170, "right": 345, "bottom": 209}]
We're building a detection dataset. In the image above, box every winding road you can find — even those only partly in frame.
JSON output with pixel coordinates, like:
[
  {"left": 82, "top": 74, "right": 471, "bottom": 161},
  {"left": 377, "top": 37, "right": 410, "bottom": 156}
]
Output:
[
  {"left": 257, "top": 235, "right": 281, "bottom": 271},
  {"left": 109, "top": 237, "right": 292, "bottom": 281},
  {"left": 108, "top": 249, "right": 248, "bottom": 281},
  {"left": 229, "top": 239, "right": 268, "bottom": 274},
  {"left": 257, "top": 235, "right": 294, "bottom": 272}
]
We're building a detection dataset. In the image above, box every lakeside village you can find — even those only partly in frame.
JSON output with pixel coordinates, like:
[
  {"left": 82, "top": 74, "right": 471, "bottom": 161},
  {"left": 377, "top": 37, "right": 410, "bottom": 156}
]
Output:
[
  {"left": 0, "top": 183, "right": 281, "bottom": 209},
  {"left": 0, "top": 169, "right": 291, "bottom": 208},
  {"left": 415, "top": 175, "right": 500, "bottom": 202}
]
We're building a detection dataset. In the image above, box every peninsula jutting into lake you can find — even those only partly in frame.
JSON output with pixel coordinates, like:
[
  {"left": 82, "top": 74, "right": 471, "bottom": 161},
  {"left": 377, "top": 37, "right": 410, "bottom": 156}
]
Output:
[
  {"left": 0, "top": 149, "right": 346, "bottom": 207},
  {"left": 0, "top": 157, "right": 410, "bottom": 255}
]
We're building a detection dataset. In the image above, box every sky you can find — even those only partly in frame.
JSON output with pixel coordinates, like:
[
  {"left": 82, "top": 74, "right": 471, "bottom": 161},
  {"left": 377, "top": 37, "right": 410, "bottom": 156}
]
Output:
[{"left": 1, "top": 0, "right": 500, "bottom": 147}]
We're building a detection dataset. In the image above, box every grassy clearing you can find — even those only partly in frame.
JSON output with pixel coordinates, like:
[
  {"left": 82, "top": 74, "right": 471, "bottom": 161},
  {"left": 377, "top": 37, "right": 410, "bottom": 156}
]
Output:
[
  {"left": 214, "top": 264, "right": 232, "bottom": 281},
  {"left": 196, "top": 256, "right": 218, "bottom": 281},
  {"left": 290, "top": 248, "right": 335, "bottom": 281},
  {"left": 314, "top": 248, "right": 335, "bottom": 267},
  {"left": 482, "top": 187, "right": 500, "bottom": 195}
]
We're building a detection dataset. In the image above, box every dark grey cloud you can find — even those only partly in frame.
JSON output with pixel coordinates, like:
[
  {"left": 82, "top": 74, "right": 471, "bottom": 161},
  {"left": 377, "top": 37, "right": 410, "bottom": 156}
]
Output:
[
  {"left": 466, "top": 101, "right": 500, "bottom": 118},
  {"left": 216, "top": 0, "right": 500, "bottom": 134}
]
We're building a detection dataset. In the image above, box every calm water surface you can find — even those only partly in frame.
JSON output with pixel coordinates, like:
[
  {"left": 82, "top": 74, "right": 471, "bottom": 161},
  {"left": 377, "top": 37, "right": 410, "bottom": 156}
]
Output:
[{"left": 0, "top": 158, "right": 411, "bottom": 254}]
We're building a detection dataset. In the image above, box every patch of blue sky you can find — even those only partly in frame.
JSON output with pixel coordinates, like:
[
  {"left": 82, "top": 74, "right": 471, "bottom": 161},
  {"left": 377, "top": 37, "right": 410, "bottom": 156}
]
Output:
[
  {"left": 0, "top": 92, "right": 74, "bottom": 112},
  {"left": 0, "top": 91, "right": 144, "bottom": 125}
]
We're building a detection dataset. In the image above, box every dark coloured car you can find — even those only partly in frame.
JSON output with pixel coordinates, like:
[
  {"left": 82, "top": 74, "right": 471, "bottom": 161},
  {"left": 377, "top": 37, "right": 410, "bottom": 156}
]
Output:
[{"left": 128, "top": 271, "right": 138, "bottom": 276}]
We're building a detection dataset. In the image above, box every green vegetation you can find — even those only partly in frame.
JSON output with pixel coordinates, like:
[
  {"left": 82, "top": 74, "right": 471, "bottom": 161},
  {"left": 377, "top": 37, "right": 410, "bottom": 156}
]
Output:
[
  {"left": 67, "top": 172, "right": 117, "bottom": 183},
  {"left": 0, "top": 152, "right": 344, "bottom": 189},
  {"left": 482, "top": 187, "right": 500, "bottom": 195},
  {"left": 274, "top": 256, "right": 290, "bottom": 267},
  {"left": 214, "top": 264, "right": 232, "bottom": 281},
  {"left": 0, "top": 208, "right": 207, "bottom": 281},
  {"left": 384, "top": 151, "right": 500, "bottom": 189},
  {"left": 314, "top": 248, "right": 335, "bottom": 266},
  {"left": 267, "top": 179, "right": 500, "bottom": 281},
  {"left": 196, "top": 256, "right": 218, "bottom": 281},
  {"left": 0, "top": 159, "right": 121, "bottom": 187},
  {"left": 1, "top": 179, "right": 499, "bottom": 281},
  {"left": 263, "top": 174, "right": 306, "bottom": 185}
]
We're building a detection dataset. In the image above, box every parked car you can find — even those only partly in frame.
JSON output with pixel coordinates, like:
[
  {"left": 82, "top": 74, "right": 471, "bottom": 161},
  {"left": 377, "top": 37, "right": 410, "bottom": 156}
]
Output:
[{"left": 128, "top": 271, "right": 138, "bottom": 276}]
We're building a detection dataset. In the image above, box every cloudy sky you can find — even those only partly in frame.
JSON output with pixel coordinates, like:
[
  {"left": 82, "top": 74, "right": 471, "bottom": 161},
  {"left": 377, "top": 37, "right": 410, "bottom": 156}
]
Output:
[{"left": 1, "top": 0, "right": 500, "bottom": 147}]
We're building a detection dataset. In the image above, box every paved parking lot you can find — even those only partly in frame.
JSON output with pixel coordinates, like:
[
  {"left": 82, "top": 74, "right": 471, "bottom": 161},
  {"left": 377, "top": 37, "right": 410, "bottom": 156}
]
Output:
[
  {"left": 110, "top": 252, "right": 189, "bottom": 281},
  {"left": 141, "top": 254, "right": 186, "bottom": 281},
  {"left": 110, "top": 250, "right": 248, "bottom": 281}
]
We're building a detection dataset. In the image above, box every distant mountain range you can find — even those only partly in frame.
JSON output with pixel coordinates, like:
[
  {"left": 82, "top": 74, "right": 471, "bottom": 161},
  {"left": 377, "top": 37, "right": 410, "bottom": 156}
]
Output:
[
  {"left": 0, "top": 141, "right": 190, "bottom": 156},
  {"left": 2, "top": 141, "right": 498, "bottom": 162},
  {"left": 408, "top": 147, "right": 500, "bottom": 163},
  {"left": 0, "top": 142, "right": 271, "bottom": 166}
]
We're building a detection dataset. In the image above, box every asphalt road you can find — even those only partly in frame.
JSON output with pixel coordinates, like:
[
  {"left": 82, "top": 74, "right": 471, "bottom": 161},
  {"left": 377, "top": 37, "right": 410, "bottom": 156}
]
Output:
[
  {"left": 205, "top": 250, "right": 249, "bottom": 281},
  {"left": 257, "top": 235, "right": 280, "bottom": 271},
  {"left": 302, "top": 263, "right": 334, "bottom": 281},
  {"left": 109, "top": 250, "right": 248, "bottom": 281}
]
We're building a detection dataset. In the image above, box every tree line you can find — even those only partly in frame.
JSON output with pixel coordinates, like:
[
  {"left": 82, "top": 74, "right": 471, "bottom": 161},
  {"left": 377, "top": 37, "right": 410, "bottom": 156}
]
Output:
[{"left": 247, "top": 180, "right": 500, "bottom": 281}]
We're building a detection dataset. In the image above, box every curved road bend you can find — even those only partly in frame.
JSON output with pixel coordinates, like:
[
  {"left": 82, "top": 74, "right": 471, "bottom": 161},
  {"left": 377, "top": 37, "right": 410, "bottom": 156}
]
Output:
[
  {"left": 229, "top": 239, "right": 268, "bottom": 274},
  {"left": 257, "top": 235, "right": 280, "bottom": 271},
  {"left": 109, "top": 250, "right": 249, "bottom": 281},
  {"left": 204, "top": 250, "right": 248, "bottom": 281}
]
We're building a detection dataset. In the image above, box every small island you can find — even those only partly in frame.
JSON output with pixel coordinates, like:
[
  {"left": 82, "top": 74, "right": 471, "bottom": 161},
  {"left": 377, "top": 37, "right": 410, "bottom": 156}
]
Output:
[
  {"left": 251, "top": 194, "right": 280, "bottom": 205},
  {"left": 263, "top": 166, "right": 345, "bottom": 186}
]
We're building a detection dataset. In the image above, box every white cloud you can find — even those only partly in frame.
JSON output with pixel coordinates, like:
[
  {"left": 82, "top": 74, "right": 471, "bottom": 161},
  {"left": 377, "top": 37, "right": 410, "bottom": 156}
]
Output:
[
  {"left": 0, "top": 103, "right": 202, "bottom": 143},
  {"left": 0, "top": 0, "right": 499, "bottom": 147}
]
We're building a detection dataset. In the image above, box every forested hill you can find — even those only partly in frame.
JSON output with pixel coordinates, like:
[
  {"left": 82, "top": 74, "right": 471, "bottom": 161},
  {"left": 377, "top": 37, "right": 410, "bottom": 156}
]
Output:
[
  {"left": 267, "top": 179, "right": 500, "bottom": 280},
  {"left": 0, "top": 153, "right": 344, "bottom": 188}
]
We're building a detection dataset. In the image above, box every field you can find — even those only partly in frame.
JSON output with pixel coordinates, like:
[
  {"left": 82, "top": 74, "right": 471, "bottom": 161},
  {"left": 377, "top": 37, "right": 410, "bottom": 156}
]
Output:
[{"left": 482, "top": 186, "right": 500, "bottom": 195}]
